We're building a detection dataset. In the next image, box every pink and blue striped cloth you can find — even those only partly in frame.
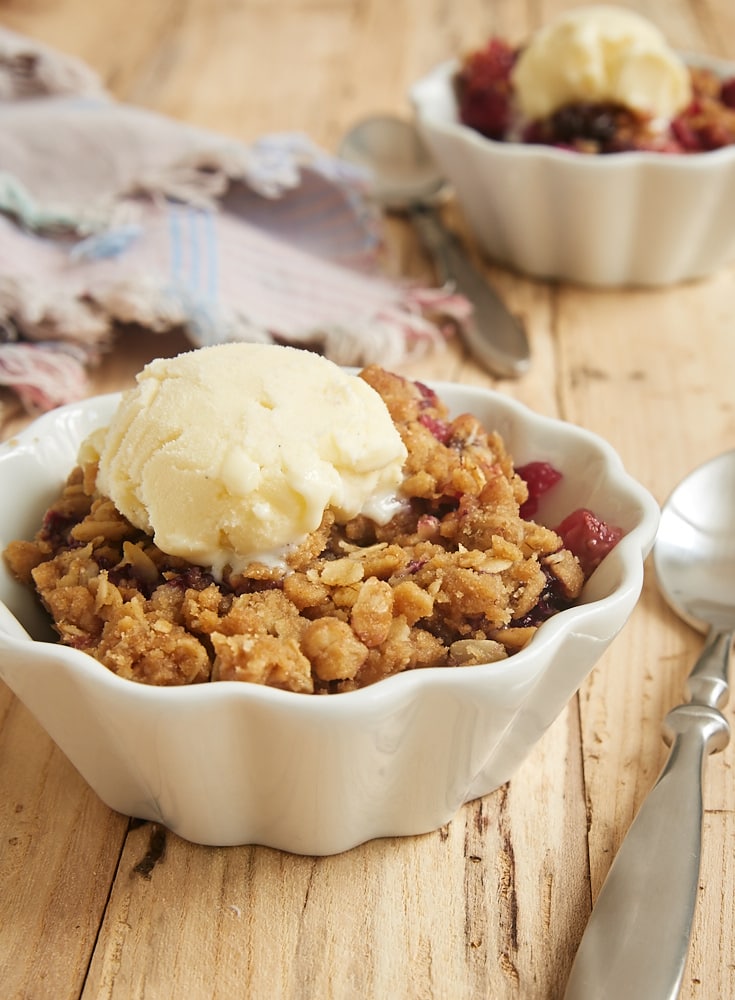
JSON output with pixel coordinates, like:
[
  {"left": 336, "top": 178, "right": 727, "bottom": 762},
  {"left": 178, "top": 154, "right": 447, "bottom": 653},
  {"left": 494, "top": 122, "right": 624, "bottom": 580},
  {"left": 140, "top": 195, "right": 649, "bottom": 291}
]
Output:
[{"left": 0, "top": 29, "right": 468, "bottom": 415}]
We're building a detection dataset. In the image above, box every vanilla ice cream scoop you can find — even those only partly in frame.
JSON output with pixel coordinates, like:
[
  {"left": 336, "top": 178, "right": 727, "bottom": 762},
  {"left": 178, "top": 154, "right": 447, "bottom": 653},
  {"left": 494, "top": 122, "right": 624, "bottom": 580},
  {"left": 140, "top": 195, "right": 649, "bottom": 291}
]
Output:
[
  {"left": 88, "top": 344, "right": 408, "bottom": 577},
  {"left": 511, "top": 6, "right": 692, "bottom": 122}
]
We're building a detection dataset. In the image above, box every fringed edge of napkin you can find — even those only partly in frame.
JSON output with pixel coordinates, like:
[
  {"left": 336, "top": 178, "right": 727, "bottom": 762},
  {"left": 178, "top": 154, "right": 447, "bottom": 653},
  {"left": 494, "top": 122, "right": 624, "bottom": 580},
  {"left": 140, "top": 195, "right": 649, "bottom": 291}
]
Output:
[
  {"left": 0, "top": 342, "right": 90, "bottom": 413},
  {"left": 0, "top": 274, "right": 469, "bottom": 413}
]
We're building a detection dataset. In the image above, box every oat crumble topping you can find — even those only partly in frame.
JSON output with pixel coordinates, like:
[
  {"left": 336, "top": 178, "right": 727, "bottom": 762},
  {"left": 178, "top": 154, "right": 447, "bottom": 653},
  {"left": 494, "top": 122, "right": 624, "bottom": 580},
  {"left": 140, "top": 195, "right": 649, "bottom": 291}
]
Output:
[{"left": 4, "top": 366, "right": 597, "bottom": 694}]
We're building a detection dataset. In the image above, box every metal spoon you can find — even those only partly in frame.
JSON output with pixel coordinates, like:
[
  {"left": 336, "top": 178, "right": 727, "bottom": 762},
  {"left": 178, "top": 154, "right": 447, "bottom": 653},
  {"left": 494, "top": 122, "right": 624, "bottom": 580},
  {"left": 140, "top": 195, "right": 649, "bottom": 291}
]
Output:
[
  {"left": 564, "top": 450, "right": 735, "bottom": 1000},
  {"left": 338, "top": 115, "right": 530, "bottom": 378}
]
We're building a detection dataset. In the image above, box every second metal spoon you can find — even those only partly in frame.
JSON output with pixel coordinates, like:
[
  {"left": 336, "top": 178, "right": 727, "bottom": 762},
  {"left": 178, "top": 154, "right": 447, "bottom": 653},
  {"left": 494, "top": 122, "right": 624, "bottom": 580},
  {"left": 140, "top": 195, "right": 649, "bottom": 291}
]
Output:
[
  {"left": 339, "top": 115, "right": 530, "bottom": 378},
  {"left": 564, "top": 449, "right": 735, "bottom": 1000}
]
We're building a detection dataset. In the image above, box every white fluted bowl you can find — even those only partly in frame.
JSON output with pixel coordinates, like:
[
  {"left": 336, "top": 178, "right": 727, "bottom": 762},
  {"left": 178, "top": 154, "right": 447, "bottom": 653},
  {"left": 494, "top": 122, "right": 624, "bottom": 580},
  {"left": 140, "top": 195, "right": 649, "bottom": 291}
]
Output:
[
  {"left": 411, "top": 53, "right": 735, "bottom": 287},
  {"left": 0, "top": 387, "right": 659, "bottom": 854}
]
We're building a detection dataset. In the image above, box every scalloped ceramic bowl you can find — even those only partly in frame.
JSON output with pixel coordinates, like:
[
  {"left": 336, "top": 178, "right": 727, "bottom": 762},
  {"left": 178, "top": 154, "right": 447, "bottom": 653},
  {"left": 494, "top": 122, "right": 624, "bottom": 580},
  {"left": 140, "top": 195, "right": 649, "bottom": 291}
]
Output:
[
  {"left": 0, "top": 386, "right": 659, "bottom": 855},
  {"left": 410, "top": 52, "right": 735, "bottom": 287}
]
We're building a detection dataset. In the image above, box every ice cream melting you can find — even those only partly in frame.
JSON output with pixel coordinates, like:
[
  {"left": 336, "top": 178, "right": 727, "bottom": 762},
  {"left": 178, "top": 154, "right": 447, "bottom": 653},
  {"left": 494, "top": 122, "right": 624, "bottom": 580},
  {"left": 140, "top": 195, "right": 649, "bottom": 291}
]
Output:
[
  {"left": 511, "top": 6, "right": 692, "bottom": 122},
  {"left": 87, "top": 344, "right": 408, "bottom": 577}
]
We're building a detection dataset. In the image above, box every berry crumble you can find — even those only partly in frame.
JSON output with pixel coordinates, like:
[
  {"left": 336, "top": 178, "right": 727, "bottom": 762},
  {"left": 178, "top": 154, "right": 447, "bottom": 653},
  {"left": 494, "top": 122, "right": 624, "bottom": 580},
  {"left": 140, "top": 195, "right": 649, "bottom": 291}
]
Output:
[
  {"left": 3, "top": 367, "right": 622, "bottom": 693},
  {"left": 456, "top": 36, "right": 735, "bottom": 154}
]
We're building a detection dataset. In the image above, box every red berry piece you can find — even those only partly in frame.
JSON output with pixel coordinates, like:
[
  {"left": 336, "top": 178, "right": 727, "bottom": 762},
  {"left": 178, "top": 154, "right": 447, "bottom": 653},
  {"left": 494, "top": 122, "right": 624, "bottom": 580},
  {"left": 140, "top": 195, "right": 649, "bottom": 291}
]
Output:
[
  {"left": 456, "top": 37, "right": 516, "bottom": 139},
  {"left": 721, "top": 77, "right": 735, "bottom": 109},
  {"left": 415, "top": 381, "right": 439, "bottom": 405},
  {"left": 516, "top": 461, "right": 562, "bottom": 518},
  {"left": 418, "top": 412, "right": 452, "bottom": 444},
  {"left": 671, "top": 116, "right": 704, "bottom": 151},
  {"left": 555, "top": 508, "right": 623, "bottom": 576}
]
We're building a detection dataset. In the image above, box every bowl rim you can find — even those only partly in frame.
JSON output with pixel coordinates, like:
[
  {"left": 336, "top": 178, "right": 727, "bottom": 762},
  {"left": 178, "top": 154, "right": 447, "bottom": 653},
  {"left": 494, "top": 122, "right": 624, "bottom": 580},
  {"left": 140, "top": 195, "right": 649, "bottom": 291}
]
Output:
[
  {"left": 411, "top": 49, "right": 735, "bottom": 169},
  {"left": 0, "top": 383, "right": 660, "bottom": 711}
]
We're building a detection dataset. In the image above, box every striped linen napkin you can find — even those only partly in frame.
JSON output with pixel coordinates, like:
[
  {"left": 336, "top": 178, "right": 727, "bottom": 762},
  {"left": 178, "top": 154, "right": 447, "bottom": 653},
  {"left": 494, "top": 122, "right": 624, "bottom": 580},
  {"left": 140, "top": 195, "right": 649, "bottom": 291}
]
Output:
[{"left": 0, "top": 28, "right": 469, "bottom": 415}]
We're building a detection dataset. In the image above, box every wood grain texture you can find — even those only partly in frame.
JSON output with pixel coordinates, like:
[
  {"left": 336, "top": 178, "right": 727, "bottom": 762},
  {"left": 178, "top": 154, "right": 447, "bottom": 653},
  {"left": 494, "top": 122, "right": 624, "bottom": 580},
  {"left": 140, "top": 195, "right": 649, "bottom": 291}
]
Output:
[{"left": 1, "top": 2, "right": 734, "bottom": 998}]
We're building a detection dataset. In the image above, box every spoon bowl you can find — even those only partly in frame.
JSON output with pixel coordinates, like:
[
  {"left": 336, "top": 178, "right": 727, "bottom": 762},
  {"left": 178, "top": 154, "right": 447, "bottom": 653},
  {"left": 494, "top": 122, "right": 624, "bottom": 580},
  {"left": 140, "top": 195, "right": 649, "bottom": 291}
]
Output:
[
  {"left": 338, "top": 114, "right": 446, "bottom": 208},
  {"left": 654, "top": 449, "right": 735, "bottom": 634}
]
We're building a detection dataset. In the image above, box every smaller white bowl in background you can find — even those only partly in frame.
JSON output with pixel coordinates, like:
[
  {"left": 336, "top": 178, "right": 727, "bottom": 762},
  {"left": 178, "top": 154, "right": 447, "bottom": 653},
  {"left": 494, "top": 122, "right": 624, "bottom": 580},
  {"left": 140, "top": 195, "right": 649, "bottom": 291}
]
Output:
[
  {"left": 0, "top": 386, "right": 659, "bottom": 855},
  {"left": 411, "top": 53, "right": 735, "bottom": 287}
]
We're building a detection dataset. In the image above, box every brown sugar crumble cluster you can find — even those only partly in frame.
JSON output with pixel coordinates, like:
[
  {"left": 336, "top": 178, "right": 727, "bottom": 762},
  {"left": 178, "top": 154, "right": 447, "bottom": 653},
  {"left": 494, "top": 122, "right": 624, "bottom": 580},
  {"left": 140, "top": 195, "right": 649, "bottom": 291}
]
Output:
[{"left": 4, "top": 366, "right": 595, "bottom": 694}]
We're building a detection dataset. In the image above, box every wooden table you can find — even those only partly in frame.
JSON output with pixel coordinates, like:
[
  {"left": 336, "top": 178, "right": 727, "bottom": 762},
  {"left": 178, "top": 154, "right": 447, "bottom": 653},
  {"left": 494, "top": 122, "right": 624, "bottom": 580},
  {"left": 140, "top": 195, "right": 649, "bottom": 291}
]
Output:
[{"left": 1, "top": 2, "right": 734, "bottom": 997}]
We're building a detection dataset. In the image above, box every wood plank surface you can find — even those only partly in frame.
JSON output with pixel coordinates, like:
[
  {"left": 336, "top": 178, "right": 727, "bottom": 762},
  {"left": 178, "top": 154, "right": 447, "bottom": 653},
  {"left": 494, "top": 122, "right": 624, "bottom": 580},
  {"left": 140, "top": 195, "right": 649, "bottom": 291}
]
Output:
[{"left": 1, "top": 2, "right": 734, "bottom": 998}]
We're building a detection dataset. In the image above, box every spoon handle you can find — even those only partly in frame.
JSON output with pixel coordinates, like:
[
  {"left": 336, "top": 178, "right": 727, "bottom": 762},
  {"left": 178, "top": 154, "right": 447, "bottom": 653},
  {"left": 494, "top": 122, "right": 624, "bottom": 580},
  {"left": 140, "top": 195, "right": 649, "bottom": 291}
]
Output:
[
  {"left": 564, "top": 629, "right": 732, "bottom": 1000},
  {"left": 408, "top": 204, "right": 530, "bottom": 378}
]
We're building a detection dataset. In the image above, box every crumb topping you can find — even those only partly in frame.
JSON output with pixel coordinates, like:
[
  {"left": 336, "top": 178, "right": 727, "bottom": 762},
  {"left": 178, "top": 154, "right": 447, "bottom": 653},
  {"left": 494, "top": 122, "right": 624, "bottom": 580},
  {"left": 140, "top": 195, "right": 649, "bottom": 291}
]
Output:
[{"left": 4, "top": 366, "right": 590, "bottom": 694}]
